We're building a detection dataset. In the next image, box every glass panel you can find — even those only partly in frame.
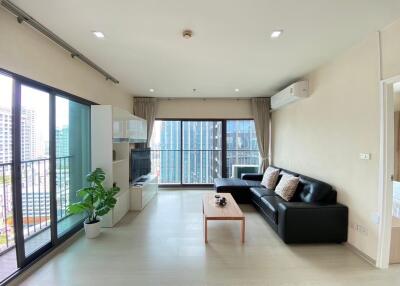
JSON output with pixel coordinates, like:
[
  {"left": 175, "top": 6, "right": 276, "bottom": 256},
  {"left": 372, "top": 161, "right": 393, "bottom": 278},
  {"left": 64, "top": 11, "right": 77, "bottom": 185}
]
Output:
[
  {"left": 56, "top": 96, "right": 90, "bottom": 236},
  {"left": 182, "top": 121, "right": 222, "bottom": 184},
  {"left": 150, "top": 121, "right": 181, "bottom": 184},
  {"left": 20, "top": 85, "right": 51, "bottom": 256},
  {"left": 0, "top": 74, "right": 18, "bottom": 280},
  {"left": 226, "top": 120, "right": 260, "bottom": 178}
]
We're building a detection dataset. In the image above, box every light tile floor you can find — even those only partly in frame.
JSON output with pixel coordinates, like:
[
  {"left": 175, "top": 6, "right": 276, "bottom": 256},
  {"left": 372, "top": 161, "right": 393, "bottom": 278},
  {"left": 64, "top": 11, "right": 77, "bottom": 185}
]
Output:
[{"left": 11, "top": 190, "right": 400, "bottom": 286}]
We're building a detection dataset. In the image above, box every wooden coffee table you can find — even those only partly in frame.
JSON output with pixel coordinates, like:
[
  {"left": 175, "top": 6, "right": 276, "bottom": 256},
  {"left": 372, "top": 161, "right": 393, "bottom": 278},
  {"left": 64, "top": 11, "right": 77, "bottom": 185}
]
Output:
[{"left": 202, "top": 192, "right": 245, "bottom": 243}]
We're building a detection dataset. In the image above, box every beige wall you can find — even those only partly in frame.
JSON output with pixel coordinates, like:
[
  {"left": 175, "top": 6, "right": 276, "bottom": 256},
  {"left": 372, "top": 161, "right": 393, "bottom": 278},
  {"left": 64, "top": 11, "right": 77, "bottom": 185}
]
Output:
[
  {"left": 156, "top": 98, "right": 252, "bottom": 119},
  {"left": 0, "top": 8, "right": 132, "bottom": 111},
  {"left": 272, "top": 19, "right": 400, "bottom": 260}
]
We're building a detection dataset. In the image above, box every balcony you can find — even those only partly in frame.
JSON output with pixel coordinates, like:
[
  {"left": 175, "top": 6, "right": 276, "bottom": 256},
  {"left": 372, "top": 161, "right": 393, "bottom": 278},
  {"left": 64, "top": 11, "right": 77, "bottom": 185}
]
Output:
[{"left": 0, "top": 156, "right": 79, "bottom": 281}]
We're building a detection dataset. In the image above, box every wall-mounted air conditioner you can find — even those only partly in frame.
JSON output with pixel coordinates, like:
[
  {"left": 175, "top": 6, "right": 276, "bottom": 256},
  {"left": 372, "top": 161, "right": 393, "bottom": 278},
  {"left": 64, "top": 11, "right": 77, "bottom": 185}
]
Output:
[{"left": 271, "top": 80, "right": 309, "bottom": 111}]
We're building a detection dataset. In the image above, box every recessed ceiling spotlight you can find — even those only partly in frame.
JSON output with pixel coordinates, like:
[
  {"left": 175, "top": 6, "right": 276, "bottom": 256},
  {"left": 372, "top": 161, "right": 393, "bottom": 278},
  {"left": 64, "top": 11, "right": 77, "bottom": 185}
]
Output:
[
  {"left": 270, "top": 30, "right": 283, "bottom": 39},
  {"left": 149, "top": 88, "right": 155, "bottom": 93},
  {"left": 235, "top": 88, "right": 240, "bottom": 92},
  {"left": 92, "top": 31, "right": 105, "bottom": 38}
]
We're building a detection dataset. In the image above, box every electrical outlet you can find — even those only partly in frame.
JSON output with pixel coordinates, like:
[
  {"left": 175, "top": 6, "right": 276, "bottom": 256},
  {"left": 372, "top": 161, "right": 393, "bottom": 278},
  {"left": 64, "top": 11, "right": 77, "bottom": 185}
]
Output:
[
  {"left": 356, "top": 224, "right": 368, "bottom": 236},
  {"left": 350, "top": 222, "right": 368, "bottom": 236}
]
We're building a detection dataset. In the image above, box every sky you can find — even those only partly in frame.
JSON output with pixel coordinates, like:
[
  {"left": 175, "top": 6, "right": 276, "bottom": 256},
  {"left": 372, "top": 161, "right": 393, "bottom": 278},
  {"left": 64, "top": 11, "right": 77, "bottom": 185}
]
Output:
[
  {"left": 0, "top": 73, "right": 70, "bottom": 157},
  {"left": 0, "top": 74, "right": 70, "bottom": 127}
]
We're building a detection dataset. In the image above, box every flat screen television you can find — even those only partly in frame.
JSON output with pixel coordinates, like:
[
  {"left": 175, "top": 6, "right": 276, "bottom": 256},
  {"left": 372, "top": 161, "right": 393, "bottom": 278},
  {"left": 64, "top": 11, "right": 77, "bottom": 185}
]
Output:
[{"left": 130, "top": 148, "right": 151, "bottom": 183}]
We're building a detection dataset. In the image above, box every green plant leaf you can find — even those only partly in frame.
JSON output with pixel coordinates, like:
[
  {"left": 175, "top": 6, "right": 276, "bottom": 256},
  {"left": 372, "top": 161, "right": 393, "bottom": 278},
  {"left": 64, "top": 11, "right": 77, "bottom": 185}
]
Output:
[{"left": 67, "top": 203, "right": 89, "bottom": 215}]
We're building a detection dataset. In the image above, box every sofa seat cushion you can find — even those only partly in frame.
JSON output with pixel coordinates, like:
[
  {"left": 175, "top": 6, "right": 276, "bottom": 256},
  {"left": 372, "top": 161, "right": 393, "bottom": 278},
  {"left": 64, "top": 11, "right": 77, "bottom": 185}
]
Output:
[
  {"left": 250, "top": 187, "right": 275, "bottom": 206},
  {"left": 214, "top": 178, "right": 261, "bottom": 191},
  {"left": 214, "top": 178, "right": 261, "bottom": 203},
  {"left": 260, "top": 196, "right": 285, "bottom": 224}
]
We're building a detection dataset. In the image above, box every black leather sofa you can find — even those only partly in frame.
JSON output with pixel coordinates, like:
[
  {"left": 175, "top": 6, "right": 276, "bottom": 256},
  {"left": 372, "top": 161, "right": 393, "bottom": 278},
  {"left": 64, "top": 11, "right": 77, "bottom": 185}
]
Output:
[{"left": 214, "top": 167, "right": 348, "bottom": 244}]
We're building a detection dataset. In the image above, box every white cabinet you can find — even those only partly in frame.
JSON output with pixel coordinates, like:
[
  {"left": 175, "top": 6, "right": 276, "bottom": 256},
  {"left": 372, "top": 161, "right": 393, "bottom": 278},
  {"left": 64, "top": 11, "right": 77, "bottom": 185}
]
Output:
[
  {"left": 128, "top": 117, "right": 147, "bottom": 143},
  {"left": 91, "top": 105, "right": 147, "bottom": 227},
  {"left": 130, "top": 175, "right": 158, "bottom": 211}
]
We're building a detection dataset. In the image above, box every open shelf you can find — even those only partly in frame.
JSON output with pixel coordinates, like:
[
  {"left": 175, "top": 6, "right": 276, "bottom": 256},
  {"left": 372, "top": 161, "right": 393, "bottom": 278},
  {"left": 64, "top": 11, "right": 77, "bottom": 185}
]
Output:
[{"left": 113, "top": 159, "right": 128, "bottom": 165}]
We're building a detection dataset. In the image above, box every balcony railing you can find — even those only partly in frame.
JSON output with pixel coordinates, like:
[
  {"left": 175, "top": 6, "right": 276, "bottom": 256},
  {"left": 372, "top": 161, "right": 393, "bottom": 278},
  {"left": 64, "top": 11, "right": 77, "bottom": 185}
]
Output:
[
  {"left": 0, "top": 156, "right": 71, "bottom": 254},
  {"left": 151, "top": 149, "right": 259, "bottom": 184}
]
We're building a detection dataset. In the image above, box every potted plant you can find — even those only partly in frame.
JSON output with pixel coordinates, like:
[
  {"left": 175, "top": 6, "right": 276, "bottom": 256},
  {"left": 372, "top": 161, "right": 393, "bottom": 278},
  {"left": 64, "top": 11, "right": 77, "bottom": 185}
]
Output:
[{"left": 67, "top": 168, "right": 120, "bottom": 238}]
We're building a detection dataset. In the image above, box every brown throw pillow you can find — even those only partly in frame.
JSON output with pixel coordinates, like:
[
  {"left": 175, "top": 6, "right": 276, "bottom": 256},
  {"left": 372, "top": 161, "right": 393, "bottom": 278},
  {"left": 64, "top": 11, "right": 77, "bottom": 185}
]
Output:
[
  {"left": 260, "top": 167, "right": 280, "bottom": 189},
  {"left": 275, "top": 174, "right": 299, "bottom": 201}
]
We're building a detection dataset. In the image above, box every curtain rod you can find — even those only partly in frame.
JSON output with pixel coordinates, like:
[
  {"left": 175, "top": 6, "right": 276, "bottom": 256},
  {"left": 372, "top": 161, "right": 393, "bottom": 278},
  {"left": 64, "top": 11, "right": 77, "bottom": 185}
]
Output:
[
  {"left": 134, "top": 97, "right": 270, "bottom": 101},
  {"left": 1, "top": 0, "right": 119, "bottom": 84}
]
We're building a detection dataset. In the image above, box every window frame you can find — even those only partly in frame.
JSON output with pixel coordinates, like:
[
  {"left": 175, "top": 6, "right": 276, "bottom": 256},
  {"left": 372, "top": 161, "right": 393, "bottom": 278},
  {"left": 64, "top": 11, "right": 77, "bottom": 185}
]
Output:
[
  {"left": 0, "top": 67, "right": 96, "bottom": 285},
  {"left": 152, "top": 118, "right": 259, "bottom": 187}
]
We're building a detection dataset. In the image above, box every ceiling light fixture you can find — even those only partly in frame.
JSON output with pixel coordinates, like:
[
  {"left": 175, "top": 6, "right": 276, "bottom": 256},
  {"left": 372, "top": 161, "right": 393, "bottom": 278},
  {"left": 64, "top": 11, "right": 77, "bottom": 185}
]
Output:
[
  {"left": 270, "top": 30, "right": 283, "bottom": 39},
  {"left": 149, "top": 88, "right": 155, "bottom": 93},
  {"left": 235, "top": 88, "right": 240, "bottom": 92},
  {"left": 92, "top": 31, "right": 105, "bottom": 38}
]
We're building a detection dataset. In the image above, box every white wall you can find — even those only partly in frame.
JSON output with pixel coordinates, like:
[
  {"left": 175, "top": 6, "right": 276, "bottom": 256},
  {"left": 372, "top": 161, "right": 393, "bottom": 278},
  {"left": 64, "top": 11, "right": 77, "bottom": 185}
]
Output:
[
  {"left": 0, "top": 8, "right": 132, "bottom": 111},
  {"left": 156, "top": 98, "right": 252, "bottom": 119},
  {"left": 272, "top": 18, "right": 400, "bottom": 260}
]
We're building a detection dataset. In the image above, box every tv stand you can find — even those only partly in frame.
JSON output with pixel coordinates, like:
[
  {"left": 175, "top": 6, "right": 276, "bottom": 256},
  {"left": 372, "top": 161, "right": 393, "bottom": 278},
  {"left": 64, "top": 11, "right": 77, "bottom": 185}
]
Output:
[{"left": 130, "top": 174, "right": 158, "bottom": 211}]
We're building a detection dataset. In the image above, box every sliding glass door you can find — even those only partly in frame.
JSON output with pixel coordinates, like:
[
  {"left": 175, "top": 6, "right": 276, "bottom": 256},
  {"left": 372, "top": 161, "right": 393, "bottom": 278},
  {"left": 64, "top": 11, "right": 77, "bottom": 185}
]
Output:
[
  {"left": 20, "top": 84, "right": 51, "bottom": 257},
  {"left": 0, "top": 74, "right": 17, "bottom": 281},
  {"left": 0, "top": 68, "right": 93, "bottom": 282},
  {"left": 55, "top": 96, "right": 90, "bottom": 237}
]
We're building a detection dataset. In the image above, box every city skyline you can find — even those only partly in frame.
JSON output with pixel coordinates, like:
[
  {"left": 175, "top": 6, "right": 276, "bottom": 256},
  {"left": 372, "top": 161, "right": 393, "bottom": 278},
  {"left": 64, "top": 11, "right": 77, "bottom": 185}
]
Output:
[{"left": 151, "top": 120, "right": 260, "bottom": 184}]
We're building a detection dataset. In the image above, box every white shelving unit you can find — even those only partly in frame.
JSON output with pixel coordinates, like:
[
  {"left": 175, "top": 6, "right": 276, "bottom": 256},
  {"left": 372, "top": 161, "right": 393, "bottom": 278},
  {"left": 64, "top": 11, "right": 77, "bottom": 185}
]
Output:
[{"left": 91, "top": 105, "right": 147, "bottom": 227}]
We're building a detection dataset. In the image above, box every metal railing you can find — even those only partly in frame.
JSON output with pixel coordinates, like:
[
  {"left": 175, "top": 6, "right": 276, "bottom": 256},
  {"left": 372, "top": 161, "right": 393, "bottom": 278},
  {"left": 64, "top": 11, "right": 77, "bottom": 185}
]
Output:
[
  {"left": 0, "top": 156, "right": 71, "bottom": 254},
  {"left": 151, "top": 149, "right": 259, "bottom": 184}
]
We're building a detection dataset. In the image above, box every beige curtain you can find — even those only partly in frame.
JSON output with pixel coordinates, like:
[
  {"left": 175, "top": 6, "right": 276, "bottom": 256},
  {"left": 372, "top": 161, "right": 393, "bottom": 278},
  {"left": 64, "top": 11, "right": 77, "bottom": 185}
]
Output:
[
  {"left": 395, "top": 112, "right": 400, "bottom": 181},
  {"left": 133, "top": 97, "right": 157, "bottom": 147},
  {"left": 251, "top": 97, "right": 271, "bottom": 172}
]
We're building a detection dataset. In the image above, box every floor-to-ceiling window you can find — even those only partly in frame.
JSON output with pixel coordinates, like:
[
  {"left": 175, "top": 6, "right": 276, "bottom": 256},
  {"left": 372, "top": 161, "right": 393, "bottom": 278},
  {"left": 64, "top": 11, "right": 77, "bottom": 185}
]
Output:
[
  {"left": 0, "top": 69, "right": 92, "bottom": 284},
  {"left": 151, "top": 119, "right": 259, "bottom": 185},
  {"left": 226, "top": 120, "right": 260, "bottom": 178},
  {"left": 0, "top": 73, "right": 17, "bottom": 281},
  {"left": 55, "top": 96, "right": 90, "bottom": 237},
  {"left": 182, "top": 121, "right": 222, "bottom": 184}
]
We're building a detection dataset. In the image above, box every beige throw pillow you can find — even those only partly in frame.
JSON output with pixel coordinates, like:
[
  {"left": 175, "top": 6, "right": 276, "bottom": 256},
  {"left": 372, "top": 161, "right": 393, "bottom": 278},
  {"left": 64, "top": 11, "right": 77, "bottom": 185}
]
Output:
[
  {"left": 260, "top": 167, "right": 280, "bottom": 189},
  {"left": 275, "top": 174, "right": 300, "bottom": 201}
]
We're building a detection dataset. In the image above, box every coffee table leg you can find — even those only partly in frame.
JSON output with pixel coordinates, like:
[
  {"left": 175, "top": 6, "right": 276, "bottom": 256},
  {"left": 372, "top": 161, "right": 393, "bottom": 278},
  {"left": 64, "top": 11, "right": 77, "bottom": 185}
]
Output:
[
  {"left": 241, "top": 218, "right": 245, "bottom": 243},
  {"left": 204, "top": 216, "right": 208, "bottom": 243}
]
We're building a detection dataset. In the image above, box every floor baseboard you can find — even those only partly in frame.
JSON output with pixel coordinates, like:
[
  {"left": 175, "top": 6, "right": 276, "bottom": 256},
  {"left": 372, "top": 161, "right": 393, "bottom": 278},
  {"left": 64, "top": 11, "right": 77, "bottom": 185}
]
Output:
[{"left": 345, "top": 242, "right": 376, "bottom": 267}]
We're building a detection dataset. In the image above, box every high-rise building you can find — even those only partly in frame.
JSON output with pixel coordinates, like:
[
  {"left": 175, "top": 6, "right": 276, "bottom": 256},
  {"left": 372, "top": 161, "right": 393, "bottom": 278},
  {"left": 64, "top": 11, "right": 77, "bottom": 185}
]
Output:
[
  {"left": 56, "top": 126, "right": 69, "bottom": 157},
  {"left": 0, "top": 108, "right": 12, "bottom": 164},
  {"left": 0, "top": 107, "right": 37, "bottom": 163},
  {"left": 159, "top": 121, "right": 181, "bottom": 183},
  {"left": 156, "top": 121, "right": 222, "bottom": 184}
]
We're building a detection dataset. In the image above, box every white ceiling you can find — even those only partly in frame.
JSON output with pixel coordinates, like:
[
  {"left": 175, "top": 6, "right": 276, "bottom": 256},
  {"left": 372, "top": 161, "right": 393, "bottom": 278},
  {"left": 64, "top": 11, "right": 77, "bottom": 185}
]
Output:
[{"left": 10, "top": 0, "right": 400, "bottom": 98}]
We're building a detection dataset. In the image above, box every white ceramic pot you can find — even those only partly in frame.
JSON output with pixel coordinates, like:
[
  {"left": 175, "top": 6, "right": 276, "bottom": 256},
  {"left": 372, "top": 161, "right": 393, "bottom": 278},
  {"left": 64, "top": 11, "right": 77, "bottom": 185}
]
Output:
[{"left": 84, "top": 219, "right": 101, "bottom": 239}]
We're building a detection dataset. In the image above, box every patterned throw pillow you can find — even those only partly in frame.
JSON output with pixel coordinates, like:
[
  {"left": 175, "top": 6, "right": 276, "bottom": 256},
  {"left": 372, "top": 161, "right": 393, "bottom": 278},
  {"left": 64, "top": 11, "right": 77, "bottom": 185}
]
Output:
[
  {"left": 260, "top": 167, "right": 280, "bottom": 189},
  {"left": 274, "top": 174, "right": 300, "bottom": 201}
]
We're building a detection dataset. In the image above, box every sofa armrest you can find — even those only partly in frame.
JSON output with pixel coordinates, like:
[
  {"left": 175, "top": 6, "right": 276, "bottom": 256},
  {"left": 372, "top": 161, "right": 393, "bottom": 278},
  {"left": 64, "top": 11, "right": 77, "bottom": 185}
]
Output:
[
  {"left": 277, "top": 202, "right": 348, "bottom": 244},
  {"left": 241, "top": 173, "right": 263, "bottom": 181}
]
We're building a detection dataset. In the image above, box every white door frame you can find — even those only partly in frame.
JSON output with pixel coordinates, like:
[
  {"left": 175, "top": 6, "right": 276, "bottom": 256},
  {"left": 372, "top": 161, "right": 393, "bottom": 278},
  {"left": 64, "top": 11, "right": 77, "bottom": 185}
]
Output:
[{"left": 377, "top": 75, "right": 400, "bottom": 268}]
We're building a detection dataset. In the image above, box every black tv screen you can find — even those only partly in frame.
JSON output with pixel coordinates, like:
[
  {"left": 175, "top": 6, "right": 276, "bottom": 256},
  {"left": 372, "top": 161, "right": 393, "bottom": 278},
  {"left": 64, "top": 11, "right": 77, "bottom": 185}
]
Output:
[{"left": 130, "top": 148, "right": 151, "bottom": 183}]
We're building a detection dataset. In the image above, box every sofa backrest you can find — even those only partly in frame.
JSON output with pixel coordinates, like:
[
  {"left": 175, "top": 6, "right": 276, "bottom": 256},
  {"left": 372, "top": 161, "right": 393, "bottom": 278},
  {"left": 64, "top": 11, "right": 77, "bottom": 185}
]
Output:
[
  {"left": 271, "top": 165, "right": 337, "bottom": 204},
  {"left": 297, "top": 175, "right": 337, "bottom": 204}
]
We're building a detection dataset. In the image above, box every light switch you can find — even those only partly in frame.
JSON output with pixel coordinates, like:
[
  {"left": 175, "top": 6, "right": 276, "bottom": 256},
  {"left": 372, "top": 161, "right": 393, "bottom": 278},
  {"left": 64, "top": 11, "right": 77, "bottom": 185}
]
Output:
[{"left": 360, "top": 153, "right": 371, "bottom": 160}]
